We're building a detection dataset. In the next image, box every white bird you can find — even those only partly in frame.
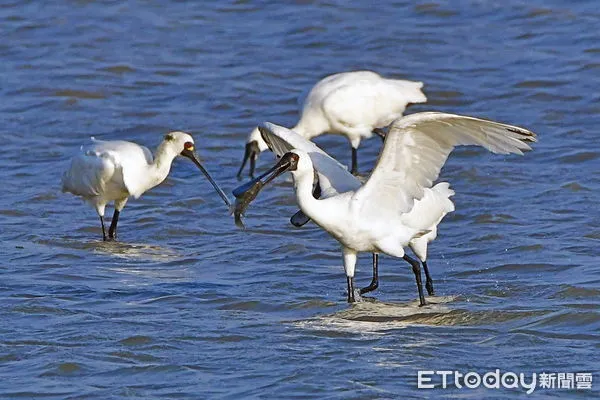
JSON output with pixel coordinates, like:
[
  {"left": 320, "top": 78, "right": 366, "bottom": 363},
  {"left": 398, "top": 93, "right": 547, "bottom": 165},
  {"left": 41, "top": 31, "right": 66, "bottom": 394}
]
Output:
[
  {"left": 236, "top": 122, "right": 455, "bottom": 298},
  {"left": 234, "top": 113, "right": 536, "bottom": 305},
  {"left": 237, "top": 70, "right": 427, "bottom": 177},
  {"left": 62, "top": 131, "right": 231, "bottom": 241}
]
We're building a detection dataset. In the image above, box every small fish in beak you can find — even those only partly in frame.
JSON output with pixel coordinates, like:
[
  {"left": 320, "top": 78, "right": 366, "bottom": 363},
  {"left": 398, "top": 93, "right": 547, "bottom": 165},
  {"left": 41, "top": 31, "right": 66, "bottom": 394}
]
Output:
[
  {"left": 232, "top": 152, "right": 300, "bottom": 228},
  {"left": 233, "top": 180, "right": 264, "bottom": 228}
]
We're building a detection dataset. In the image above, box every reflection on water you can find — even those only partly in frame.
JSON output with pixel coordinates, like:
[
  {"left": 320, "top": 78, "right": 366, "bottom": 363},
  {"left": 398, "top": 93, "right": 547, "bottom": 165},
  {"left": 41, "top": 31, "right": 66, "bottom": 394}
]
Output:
[
  {"left": 92, "top": 241, "right": 180, "bottom": 262},
  {"left": 294, "top": 295, "right": 555, "bottom": 334},
  {"left": 29, "top": 237, "right": 180, "bottom": 262},
  {"left": 336, "top": 296, "right": 456, "bottom": 322},
  {"left": 294, "top": 296, "right": 456, "bottom": 333}
]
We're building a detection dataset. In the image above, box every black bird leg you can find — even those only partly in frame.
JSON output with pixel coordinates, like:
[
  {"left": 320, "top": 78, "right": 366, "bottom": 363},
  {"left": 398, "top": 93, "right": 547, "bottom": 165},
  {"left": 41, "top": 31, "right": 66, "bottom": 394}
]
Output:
[
  {"left": 360, "top": 253, "right": 379, "bottom": 295},
  {"left": 422, "top": 261, "right": 435, "bottom": 296},
  {"left": 403, "top": 254, "right": 426, "bottom": 306},
  {"left": 100, "top": 216, "right": 107, "bottom": 241},
  {"left": 351, "top": 146, "right": 358, "bottom": 175},
  {"left": 108, "top": 210, "right": 120, "bottom": 241},
  {"left": 249, "top": 155, "right": 256, "bottom": 179},
  {"left": 237, "top": 141, "right": 260, "bottom": 178},
  {"left": 347, "top": 276, "right": 356, "bottom": 303}
]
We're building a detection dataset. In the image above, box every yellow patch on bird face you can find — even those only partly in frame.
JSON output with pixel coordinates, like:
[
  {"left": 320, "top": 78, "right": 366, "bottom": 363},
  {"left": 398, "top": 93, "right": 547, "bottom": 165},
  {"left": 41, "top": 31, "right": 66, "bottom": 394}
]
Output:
[{"left": 184, "top": 142, "right": 194, "bottom": 151}]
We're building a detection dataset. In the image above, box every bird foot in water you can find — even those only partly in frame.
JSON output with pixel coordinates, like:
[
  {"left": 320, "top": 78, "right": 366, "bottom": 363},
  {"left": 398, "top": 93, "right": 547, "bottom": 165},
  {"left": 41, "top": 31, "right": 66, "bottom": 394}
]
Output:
[
  {"left": 425, "top": 283, "right": 435, "bottom": 297},
  {"left": 359, "top": 281, "right": 378, "bottom": 295},
  {"left": 348, "top": 289, "right": 363, "bottom": 303}
]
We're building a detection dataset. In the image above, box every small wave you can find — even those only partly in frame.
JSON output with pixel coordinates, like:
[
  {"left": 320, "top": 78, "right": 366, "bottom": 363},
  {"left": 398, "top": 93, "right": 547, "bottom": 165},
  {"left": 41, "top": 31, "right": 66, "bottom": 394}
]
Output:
[
  {"left": 39, "top": 362, "right": 85, "bottom": 377},
  {"left": 52, "top": 89, "right": 105, "bottom": 99},
  {"left": 98, "top": 65, "right": 136, "bottom": 74},
  {"left": 119, "top": 335, "right": 153, "bottom": 346},
  {"left": 559, "top": 151, "right": 599, "bottom": 164},
  {"left": 514, "top": 79, "right": 568, "bottom": 88}
]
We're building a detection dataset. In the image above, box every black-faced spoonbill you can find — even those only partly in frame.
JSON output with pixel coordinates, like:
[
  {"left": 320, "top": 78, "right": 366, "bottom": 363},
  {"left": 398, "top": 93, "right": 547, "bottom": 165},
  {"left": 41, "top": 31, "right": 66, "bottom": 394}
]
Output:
[
  {"left": 237, "top": 70, "right": 427, "bottom": 177},
  {"left": 234, "top": 113, "right": 536, "bottom": 305},
  {"left": 62, "top": 131, "right": 231, "bottom": 241},
  {"left": 234, "top": 123, "right": 454, "bottom": 299}
]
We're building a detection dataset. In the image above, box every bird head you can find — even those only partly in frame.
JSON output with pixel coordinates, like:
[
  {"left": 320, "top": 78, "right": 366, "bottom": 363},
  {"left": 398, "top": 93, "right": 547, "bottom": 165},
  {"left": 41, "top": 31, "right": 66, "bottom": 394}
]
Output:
[
  {"left": 162, "top": 131, "right": 196, "bottom": 157},
  {"left": 260, "top": 149, "right": 314, "bottom": 183},
  {"left": 232, "top": 149, "right": 313, "bottom": 199},
  {"left": 288, "top": 149, "right": 313, "bottom": 178},
  {"left": 236, "top": 127, "right": 269, "bottom": 178}
]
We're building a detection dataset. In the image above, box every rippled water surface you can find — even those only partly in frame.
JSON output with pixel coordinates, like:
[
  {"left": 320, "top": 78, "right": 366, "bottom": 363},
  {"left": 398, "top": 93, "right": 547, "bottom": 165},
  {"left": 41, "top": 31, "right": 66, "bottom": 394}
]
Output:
[{"left": 1, "top": 1, "right": 599, "bottom": 398}]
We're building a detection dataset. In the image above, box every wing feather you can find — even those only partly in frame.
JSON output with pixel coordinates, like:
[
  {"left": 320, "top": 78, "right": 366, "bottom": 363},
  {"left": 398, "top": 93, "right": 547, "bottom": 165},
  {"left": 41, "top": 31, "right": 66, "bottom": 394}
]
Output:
[
  {"left": 258, "top": 122, "right": 360, "bottom": 198},
  {"left": 354, "top": 112, "right": 537, "bottom": 216},
  {"left": 62, "top": 138, "right": 154, "bottom": 199},
  {"left": 87, "top": 139, "right": 153, "bottom": 198},
  {"left": 62, "top": 149, "right": 116, "bottom": 197}
]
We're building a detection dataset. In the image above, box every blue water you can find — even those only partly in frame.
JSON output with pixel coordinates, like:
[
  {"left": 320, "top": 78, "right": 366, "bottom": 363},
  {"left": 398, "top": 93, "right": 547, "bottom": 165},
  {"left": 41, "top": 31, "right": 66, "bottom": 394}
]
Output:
[{"left": 1, "top": 1, "right": 599, "bottom": 398}]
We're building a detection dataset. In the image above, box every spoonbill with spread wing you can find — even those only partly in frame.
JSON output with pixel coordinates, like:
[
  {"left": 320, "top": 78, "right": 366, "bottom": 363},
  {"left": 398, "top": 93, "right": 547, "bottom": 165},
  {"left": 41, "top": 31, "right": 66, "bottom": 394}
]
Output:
[
  {"left": 237, "top": 70, "right": 427, "bottom": 177},
  {"left": 62, "top": 131, "right": 231, "bottom": 241},
  {"left": 235, "top": 123, "right": 454, "bottom": 298},
  {"left": 234, "top": 113, "right": 536, "bottom": 305}
]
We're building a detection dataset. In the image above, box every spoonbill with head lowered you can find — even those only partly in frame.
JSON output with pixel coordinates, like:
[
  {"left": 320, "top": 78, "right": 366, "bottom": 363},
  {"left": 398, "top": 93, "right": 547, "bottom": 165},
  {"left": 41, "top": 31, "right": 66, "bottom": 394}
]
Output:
[
  {"left": 62, "top": 131, "right": 231, "bottom": 241},
  {"left": 235, "top": 122, "right": 454, "bottom": 298},
  {"left": 237, "top": 70, "right": 427, "bottom": 177},
  {"left": 234, "top": 113, "right": 536, "bottom": 305}
]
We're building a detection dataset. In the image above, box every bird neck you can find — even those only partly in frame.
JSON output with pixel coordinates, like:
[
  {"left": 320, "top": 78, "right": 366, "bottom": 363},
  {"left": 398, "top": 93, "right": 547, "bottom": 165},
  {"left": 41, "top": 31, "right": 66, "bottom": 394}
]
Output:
[
  {"left": 148, "top": 142, "right": 179, "bottom": 187},
  {"left": 293, "top": 171, "right": 331, "bottom": 226},
  {"left": 292, "top": 114, "right": 328, "bottom": 139}
]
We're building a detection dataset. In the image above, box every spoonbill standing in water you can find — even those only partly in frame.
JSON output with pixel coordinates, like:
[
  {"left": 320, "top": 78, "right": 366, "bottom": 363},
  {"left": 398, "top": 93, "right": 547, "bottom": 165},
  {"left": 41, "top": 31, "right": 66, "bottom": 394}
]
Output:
[
  {"left": 234, "top": 113, "right": 536, "bottom": 305},
  {"left": 235, "top": 123, "right": 454, "bottom": 298},
  {"left": 237, "top": 70, "right": 427, "bottom": 177},
  {"left": 62, "top": 131, "right": 231, "bottom": 241}
]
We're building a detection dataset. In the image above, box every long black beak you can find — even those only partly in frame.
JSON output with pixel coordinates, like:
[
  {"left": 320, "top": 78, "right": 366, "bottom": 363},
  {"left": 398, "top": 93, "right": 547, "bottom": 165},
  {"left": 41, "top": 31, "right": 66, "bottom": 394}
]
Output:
[
  {"left": 233, "top": 152, "right": 297, "bottom": 198},
  {"left": 236, "top": 141, "right": 260, "bottom": 179},
  {"left": 181, "top": 149, "right": 232, "bottom": 208}
]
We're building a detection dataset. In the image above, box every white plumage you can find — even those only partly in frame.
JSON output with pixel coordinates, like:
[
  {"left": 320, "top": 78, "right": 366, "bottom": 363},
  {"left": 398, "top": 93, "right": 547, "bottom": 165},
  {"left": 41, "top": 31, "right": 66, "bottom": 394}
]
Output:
[
  {"left": 62, "top": 131, "right": 230, "bottom": 241},
  {"left": 238, "top": 113, "right": 536, "bottom": 305},
  {"left": 63, "top": 138, "right": 153, "bottom": 209},
  {"left": 238, "top": 70, "right": 427, "bottom": 177},
  {"left": 256, "top": 122, "right": 456, "bottom": 297}
]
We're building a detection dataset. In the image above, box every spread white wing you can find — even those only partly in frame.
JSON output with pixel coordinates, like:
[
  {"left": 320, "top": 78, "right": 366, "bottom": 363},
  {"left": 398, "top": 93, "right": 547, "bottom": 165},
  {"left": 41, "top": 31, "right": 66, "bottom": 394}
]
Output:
[
  {"left": 354, "top": 112, "right": 537, "bottom": 217},
  {"left": 258, "top": 122, "right": 361, "bottom": 198}
]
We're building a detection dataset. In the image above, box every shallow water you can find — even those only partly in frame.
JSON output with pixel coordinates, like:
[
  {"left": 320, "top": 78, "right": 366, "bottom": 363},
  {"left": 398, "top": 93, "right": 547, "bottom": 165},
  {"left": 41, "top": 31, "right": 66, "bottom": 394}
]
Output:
[{"left": 1, "top": 1, "right": 599, "bottom": 398}]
